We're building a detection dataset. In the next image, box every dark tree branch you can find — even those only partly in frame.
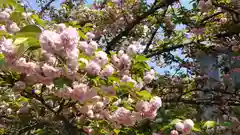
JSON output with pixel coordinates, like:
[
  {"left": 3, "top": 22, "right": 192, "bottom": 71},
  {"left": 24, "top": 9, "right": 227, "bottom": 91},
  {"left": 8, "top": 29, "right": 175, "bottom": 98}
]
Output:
[
  {"left": 143, "top": 27, "right": 159, "bottom": 54},
  {"left": 39, "top": 0, "right": 56, "bottom": 17},
  {"left": 143, "top": 10, "right": 167, "bottom": 54},
  {"left": 146, "top": 41, "right": 193, "bottom": 58},
  {"left": 105, "top": 1, "right": 173, "bottom": 53},
  {"left": 212, "top": 1, "right": 239, "bottom": 15},
  {"left": 200, "top": 12, "right": 224, "bottom": 24},
  {"left": 165, "top": 99, "right": 240, "bottom": 106}
]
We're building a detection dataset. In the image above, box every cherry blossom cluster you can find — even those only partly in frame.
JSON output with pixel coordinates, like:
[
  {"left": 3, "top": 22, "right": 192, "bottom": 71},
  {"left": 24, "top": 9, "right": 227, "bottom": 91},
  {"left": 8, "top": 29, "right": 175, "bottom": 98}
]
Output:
[
  {"left": 0, "top": 7, "right": 163, "bottom": 133},
  {"left": 174, "top": 119, "right": 194, "bottom": 134},
  {"left": 151, "top": 119, "right": 194, "bottom": 135},
  {"left": 0, "top": 9, "right": 20, "bottom": 33},
  {"left": 199, "top": 0, "right": 212, "bottom": 13}
]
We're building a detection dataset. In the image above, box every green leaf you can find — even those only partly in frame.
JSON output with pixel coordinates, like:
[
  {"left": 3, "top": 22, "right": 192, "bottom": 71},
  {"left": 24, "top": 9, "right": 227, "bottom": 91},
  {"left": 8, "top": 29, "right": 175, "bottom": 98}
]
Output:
[
  {"left": 54, "top": 77, "right": 72, "bottom": 89},
  {"left": 123, "top": 103, "right": 134, "bottom": 111},
  {"left": 19, "top": 25, "right": 42, "bottom": 33},
  {"left": 10, "top": 11, "right": 23, "bottom": 23},
  {"left": 15, "top": 25, "right": 42, "bottom": 38},
  {"left": 192, "top": 124, "right": 202, "bottom": 132},
  {"left": 0, "top": 53, "right": 5, "bottom": 67},
  {"left": 175, "top": 56, "right": 184, "bottom": 63},
  {"left": 16, "top": 97, "right": 29, "bottom": 103},
  {"left": 31, "top": 14, "right": 46, "bottom": 26},
  {"left": 220, "top": 121, "right": 233, "bottom": 127},
  {"left": 135, "top": 55, "right": 149, "bottom": 62},
  {"left": 136, "top": 90, "right": 152, "bottom": 100},
  {"left": 13, "top": 37, "right": 28, "bottom": 45},
  {"left": 0, "top": 30, "right": 10, "bottom": 37},
  {"left": 203, "top": 121, "right": 216, "bottom": 129},
  {"left": 169, "top": 119, "right": 182, "bottom": 125},
  {"left": 113, "top": 129, "right": 120, "bottom": 135},
  {"left": 108, "top": 76, "right": 120, "bottom": 82},
  {"left": 16, "top": 44, "right": 26, "bottom": 56},
  {"left": 78, "top": 30, "right": 87, "bottom": 40},
  {"left": 84, "top": 23, "right": 93, "bottom": 27},
  {"left": 0, "top": 0, "right": 24, "bottom": 12}
]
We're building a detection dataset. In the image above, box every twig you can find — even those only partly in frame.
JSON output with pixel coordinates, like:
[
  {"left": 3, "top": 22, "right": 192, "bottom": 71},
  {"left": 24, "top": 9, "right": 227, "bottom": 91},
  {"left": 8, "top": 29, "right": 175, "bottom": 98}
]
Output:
[
  {"left": 105, "top": 0, "right": 170, "bottom": 53},
  {"left": 146, "top": 41, "right": 194, "bottom": 58},
  {"left": 39, "top": 0, "right": 56, "bottom": 17}
]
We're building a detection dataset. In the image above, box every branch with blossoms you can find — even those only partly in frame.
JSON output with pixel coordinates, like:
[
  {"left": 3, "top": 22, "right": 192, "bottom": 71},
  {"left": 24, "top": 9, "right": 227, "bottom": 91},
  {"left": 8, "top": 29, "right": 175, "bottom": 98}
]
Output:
[
  {"left": 0, "top": 5, "right": 180, "bottom": 134},
  {"left": 105, "top": 0, "right": 179, "bottom": 53}
]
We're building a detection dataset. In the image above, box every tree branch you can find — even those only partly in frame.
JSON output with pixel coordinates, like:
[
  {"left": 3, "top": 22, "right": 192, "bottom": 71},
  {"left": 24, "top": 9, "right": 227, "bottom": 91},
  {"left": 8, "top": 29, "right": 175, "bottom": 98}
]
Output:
[
  {"left": 200, "top": 12, "right": 224, "bottom": 24},
  {"left": 105, "top": 1, "right": 170, "bottom": 53},
  {"left": 143, "top": 27, "right": 159, "bottom": 54},
  {"left": 212, "top": 2, "right": 239, "bottom": 15},
  {"left": 146, "top": 41, "right": 193, "bottom": 58},
  {"left": 39, "top": 0, "right": 56, "bottom": 17},
  {"left": 143, "top": 10, "right": 167, "bottom": 54}
]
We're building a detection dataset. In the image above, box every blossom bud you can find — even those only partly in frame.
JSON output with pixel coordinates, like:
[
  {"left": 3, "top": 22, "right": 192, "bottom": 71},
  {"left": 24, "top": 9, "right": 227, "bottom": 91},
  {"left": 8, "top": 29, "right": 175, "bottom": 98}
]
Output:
[
  {"left": 183, "top": 119, "right": 194, "bottom": 129},
  {"left": 86, "top": 61, "right": 101, "bottom": 76},
  {"left": 83, "top": 126, "right": 94, "bottom": 135},
  {"left": 86, "top": 32, "right": 95, "bottom": 40},
  {"left": 0, "top": 11, "right": 10, "bottom": 20},
  {"left": 6, "top": 22, "right": 20, "bottom": 33},
  {"left": 170, "top": 130, "right": 179, "bottom": 135},
  {"left": 101, "top": 64, "right": 114, "bottom": 77},
  {"left": 6, "top": 108, "right": 12, "bottom": 114},
  {"left": 118, "top": 50, "right": 124, "bottom": 57},
  {"left": 95, "top": 101, "right": 104, "bottom": 110},
  {"left": 127, "top": 45, "right": 137, "bottom": 55},
  {"left": 87, "top": 110, "right": 94, "bottom": 118},
  {"left": 175, "top": 122, "right": 184, "bottom": 131},
  {"left": 94, "top": 51, "right": 108, "bottom": 66},
  {"left": 14, "top": 81, "right": 26, "bottom": 91},
  {"left": 120, "top": 54, "right": 130, "bottom": 66},
  {"left": 144, "top": 74, "right": 154, "bottom": 84},
  {"left": 150, "top": 96, "right": 162, "bottom": 109},
  {"left": 56, "top": 23, "right": 66, "bottom": 33}
]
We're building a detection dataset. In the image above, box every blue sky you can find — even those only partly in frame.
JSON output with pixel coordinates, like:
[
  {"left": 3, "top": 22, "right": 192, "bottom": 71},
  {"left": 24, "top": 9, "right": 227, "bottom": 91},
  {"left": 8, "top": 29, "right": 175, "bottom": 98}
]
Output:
[
  {"left": 26, "top": 0, "right": 192, "bottom": 74},
  {"left": 27, "top": 0, "right": 192, "bottom": 12}
]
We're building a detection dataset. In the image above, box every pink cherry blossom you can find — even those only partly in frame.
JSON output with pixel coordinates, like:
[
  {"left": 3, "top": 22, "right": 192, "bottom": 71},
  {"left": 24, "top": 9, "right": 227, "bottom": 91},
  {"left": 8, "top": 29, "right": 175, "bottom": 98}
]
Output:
[
  {"left": 136, "top": 101, "right": 150, "bottom": 113},
  {"left": 119, "top": 53, "right": 131, "bottom": 66},
  {"left": 112, "top": 107, "right": 136, "bottom": 126},
  {"left": 144, "top": 73, "right": 154, "bottom": 84},
  {"left": 127, "top": 44, "right": 137, "bottom": 55},
  {"left": 6, "top": 22, "right": 20, "bottom": 33},
  {"left": 56, "top": 23, "right": 66, "bottom": 33},
  {"left": 0, "top": 11, "right": 10, "bottom": 20},
  {"left": 83, "top": 126, "right": 94, "bottom": 135},
  {"left": 86, "top": 61, "right": 101, "bottom": 76},
  {"left": 86, "top": 32, "right": 95, "bottom": 40},
  {"left": 60, "top": 27, "right": 79, "bottom": 49},
  {"left": 111, "top": 54, "right": 121, "bottom": 68},
  {"left": 100, "top": 64, "right": 115, "bottom": 77},
  {"left": 94, "top": 51, "right": 108, "bottom": 66},
  {"left": 40, "top": 30, "right": 62, "bottom": 53},
  {"left": 183, "top": 119, "right": 194, "bottom": 129},
  {"left": 175, "top": 122, "right": 184, "bottom": 132},
  {"left": 170, "top": 130, "right": 179, "bottom": 135},
  {"left": 150, "top": 96, "right": 162, "bottom": 109},
  {"left": 42, "top": 63, "right": 61, "bottom": 78}
]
